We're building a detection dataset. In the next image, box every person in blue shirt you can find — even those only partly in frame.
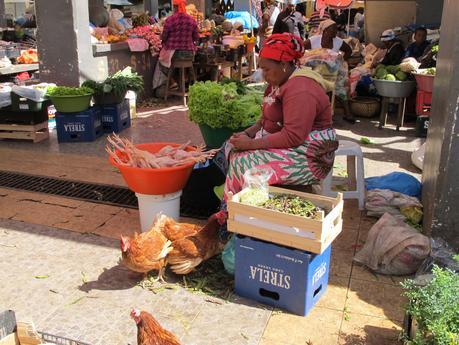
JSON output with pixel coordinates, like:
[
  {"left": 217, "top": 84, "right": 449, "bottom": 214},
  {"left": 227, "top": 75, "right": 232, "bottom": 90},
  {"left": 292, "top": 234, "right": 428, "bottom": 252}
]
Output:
[{"left": 405, "top": 27, "right": 430, "bottom": 60}]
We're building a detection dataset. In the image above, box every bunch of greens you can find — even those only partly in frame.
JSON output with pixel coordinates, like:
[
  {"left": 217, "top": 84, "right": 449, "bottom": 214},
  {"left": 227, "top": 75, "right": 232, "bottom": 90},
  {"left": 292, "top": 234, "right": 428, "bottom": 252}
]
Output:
[
  {"left": 46, "top": 86, "right": 93, "bottom": 96},
  {"left": 260, "top": 194, "right": 324, "bottom": 219},
  {"left": 82, "top": 67, "right": 144, "bottom": 98},
  {"left": 401, "top": 265, "right": 459, "bottom": 345},
  {"left": 188, "top": 81, "right": 262, "bottom": 129}
]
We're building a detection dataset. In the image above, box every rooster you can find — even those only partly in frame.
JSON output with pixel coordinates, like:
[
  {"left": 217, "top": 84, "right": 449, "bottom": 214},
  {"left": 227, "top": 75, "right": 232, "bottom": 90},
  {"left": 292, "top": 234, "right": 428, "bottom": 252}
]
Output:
[
  {"left": 154, "top": 213, "right": 225, "bottom": 275},
  {"left": 131, "top": 308, "right": 181, "bottom": 345},
  {"left": 119, "top": 227, "right": 172, "bottom": 283}
]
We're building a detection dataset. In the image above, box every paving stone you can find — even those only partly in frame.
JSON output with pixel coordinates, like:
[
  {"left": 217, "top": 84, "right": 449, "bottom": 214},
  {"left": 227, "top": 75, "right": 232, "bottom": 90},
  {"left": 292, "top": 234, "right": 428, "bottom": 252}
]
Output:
[
  {"left": 346, "top": 279, "right": 407, "bottom": 322},
  {"left": 339, "top": 313, "right": 402, "bottom": 345},
  {"left": 262, "top": 307, "right": 342, "bottom": 345},
  {"left": 0, "top": 219, "right": 271, "bottom": 345}
]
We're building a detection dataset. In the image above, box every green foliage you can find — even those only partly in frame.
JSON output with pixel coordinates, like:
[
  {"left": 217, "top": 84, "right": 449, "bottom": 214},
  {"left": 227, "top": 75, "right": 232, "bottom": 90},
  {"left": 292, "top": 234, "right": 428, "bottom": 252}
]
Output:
[
  {"left": 431, "top": 45, "right": 439, "bottom": 54},
  {"left": 46, "top": 86, "right": 93, "bottom": 96},
  {"left": 401, "top": 266, "right": 459, "bottom": 345},
  {"left": 82, "top": 67, "right": 144, "bottom": 97},
  {"left": 261, "top": 193, "right": 323, "bottom": 219},
  {"left": 188, "top": 81, "right": 262, "bottom": 129}
]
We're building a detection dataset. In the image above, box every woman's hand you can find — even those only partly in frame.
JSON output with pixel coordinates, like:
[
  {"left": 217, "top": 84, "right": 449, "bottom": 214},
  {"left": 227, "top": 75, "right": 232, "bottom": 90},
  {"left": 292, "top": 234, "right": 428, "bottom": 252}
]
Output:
[{"left": 229, "top": 134, "right": 254, "bottom": 151}]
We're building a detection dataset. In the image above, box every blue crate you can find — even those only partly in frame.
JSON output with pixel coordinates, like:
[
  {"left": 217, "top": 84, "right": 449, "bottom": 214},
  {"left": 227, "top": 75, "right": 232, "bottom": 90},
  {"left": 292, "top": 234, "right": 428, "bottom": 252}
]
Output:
[
  {"left": 55, "top": 107, "right": 103, "bottom": 143},
  {"left": 235, "top": 235, "right": 331, "bottom": 316},
  {"left": 100, "top": 100, "right": 131, "bottom": 133}
]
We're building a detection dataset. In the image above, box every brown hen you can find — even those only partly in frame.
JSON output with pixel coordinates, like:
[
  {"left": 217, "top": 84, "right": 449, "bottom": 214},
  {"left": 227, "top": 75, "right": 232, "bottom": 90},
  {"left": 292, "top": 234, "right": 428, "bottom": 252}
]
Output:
[
  {"left": 120, "top": 226, "right": 172, "bottom": 282},
  {"left": 131, "top": 308, "right": 181, "bottom": 345},
  {"left": 158, "top": 213, "right": 224, "bottom": 275},
  {"left": 153, "top": 214, "right": 201, "bottom": 242}
]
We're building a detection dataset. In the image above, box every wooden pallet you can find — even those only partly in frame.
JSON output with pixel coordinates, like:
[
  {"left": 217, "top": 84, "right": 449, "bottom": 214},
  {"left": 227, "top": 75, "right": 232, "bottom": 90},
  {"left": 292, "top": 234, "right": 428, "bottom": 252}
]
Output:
[{"left": 0, "top": 121, "right": 49, "bottom": 143}]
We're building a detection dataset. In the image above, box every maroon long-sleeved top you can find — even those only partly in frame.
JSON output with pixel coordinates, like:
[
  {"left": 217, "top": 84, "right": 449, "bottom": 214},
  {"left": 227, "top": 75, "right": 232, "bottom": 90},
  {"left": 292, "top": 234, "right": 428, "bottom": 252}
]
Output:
[{"left": 261, "top": 76, "right": 332, "bottom": 148}]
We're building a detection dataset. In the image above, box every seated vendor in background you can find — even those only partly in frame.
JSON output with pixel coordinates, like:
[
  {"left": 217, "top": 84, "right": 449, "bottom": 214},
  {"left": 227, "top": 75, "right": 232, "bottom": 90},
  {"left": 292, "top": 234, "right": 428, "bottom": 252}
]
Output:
[
  {"left": 211, "top": 33, "right": 338, "bottom": 239},
  {"left": 304, "top": 20, "right": 352, "bottom": 59},
  {"left": 378, "top": 29, "right": 405, "bottom": 66},
  {"left": 161, "top": 0, "right": 199, "bottom": 60},
  {"left": 304, "top": 20, "right": 355, "bottom": 123},
  {"left": 405, "top": 27, "right": 430, "bottom": 61}
]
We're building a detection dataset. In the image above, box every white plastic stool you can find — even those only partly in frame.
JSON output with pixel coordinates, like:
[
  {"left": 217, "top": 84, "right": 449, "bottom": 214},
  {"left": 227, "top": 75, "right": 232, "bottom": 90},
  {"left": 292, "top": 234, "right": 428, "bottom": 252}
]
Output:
[{"left": 321, "top": 140, "right": 365, "bottom": 209}]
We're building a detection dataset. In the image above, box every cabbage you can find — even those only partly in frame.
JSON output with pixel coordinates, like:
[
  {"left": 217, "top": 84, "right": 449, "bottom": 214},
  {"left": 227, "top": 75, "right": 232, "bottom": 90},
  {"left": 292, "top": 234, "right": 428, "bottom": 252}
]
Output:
[
  {"left": 375, "top": 68, "right": 388, "bottom": 79},
  {"left": 395, "top": 71, "right": 408, "bottom": 81},
  {"left": 385, "top": 74, "right": 396, "bottom": 81},
  {"left": 386, "top": 65, "right": 400, "bottom": 75},
  {"left": 400, "top": 58, "right": 420, "bottom": 73}
]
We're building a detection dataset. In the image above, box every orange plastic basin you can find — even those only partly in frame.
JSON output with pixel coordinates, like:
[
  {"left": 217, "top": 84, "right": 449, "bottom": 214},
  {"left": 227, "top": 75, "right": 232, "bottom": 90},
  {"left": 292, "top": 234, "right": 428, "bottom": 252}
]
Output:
[{"left": 109, "top": 142, "right": 196, "bottom": 195}]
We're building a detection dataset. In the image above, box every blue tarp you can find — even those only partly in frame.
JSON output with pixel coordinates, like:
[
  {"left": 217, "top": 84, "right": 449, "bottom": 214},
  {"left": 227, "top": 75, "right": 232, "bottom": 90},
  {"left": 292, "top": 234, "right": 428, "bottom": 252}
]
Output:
[
  {"left": 365, "top": 172, "right": 422, "bottom": 200},
  {"left": 224, "top": 11, "right": 259, "bottom": 30}
]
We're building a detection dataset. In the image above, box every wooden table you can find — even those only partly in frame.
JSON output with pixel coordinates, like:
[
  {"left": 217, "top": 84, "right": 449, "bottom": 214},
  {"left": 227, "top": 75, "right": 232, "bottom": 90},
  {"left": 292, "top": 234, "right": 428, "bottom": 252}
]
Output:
[{"left": 0, "top": 64, "right": 39, "bottom": 76}]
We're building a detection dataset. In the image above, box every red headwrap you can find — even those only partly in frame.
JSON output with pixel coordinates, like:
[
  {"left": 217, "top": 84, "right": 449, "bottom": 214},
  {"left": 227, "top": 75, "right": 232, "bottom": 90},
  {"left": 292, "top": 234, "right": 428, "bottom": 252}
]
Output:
[
  {"left": 260, "top": 33, "right": 305, "bottom": 62},
  {"left": 173, "top": 0, "right": 187, "bottom": 13}
]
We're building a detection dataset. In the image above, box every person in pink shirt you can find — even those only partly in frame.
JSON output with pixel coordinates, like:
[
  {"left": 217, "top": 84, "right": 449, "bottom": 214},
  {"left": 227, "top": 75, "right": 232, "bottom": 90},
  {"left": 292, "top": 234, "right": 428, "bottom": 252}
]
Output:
[{"left": 211, "top": 33, "right": 338, "bottom": 241}]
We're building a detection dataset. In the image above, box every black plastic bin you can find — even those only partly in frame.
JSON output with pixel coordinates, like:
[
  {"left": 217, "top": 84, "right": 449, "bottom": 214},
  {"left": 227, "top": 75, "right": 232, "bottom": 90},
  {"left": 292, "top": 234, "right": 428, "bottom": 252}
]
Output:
[
  {"left": 0, "top": 101, "right": 50, "bottom": 125},
  {"left": 11, "top": 92, "right": 48, "bottom": 112},
  {"left": 180, "top": 160, "right": 225, "bottom": 219}
]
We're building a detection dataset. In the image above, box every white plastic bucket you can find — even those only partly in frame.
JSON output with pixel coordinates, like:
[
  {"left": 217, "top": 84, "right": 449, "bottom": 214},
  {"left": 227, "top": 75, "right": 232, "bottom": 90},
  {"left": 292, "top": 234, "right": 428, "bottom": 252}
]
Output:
[
  {"left": 125, "top": 91, "right": 137, "bottom": 119},
  {"left": 136, "top": 191, "right": 182, "bottom": 232}
]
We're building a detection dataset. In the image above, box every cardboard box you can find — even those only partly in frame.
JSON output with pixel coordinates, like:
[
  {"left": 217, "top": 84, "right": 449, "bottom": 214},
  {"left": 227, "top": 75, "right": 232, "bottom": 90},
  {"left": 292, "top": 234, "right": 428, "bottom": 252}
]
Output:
[{"left": 227, "top": 186, "right": 343, "bottom": 254}]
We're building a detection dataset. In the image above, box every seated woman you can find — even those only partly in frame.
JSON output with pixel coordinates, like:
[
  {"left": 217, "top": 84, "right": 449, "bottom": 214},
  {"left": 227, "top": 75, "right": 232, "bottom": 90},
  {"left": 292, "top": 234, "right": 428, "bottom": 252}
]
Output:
[
  {"left": 304, "top": 20, "right": 355, "bottom": 123},
  {"left": 212, "top": 33, "right": 338, "bottom": 238}
]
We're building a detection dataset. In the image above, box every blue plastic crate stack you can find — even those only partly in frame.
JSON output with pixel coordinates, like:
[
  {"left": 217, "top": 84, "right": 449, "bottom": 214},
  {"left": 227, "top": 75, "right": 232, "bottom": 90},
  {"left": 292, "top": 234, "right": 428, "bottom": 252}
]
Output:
[
  {"left": 227, "top": 188, "right": 343, "bottom": 316},
  {"left": 55, "top": 100, "right": 131, "bottom": 143},
  {"left": 100, "top": 100, "right": 131, "bottom": 133},
  {"left": 55, "top": 107, "right": 103, "bottom": 143}
]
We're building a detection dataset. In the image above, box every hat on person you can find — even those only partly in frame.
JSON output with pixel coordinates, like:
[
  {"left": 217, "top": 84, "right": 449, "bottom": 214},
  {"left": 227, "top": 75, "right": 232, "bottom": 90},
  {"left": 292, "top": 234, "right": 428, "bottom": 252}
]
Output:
[{"left": 380, "top": 29, "right": 396, "bottom": 41}]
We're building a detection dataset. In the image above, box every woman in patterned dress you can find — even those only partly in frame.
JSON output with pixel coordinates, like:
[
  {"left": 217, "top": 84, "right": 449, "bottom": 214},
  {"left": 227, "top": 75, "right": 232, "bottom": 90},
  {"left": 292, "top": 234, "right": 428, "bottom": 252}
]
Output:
[{"left": 212, "top": 33, "right": 338, "bottom": 240}]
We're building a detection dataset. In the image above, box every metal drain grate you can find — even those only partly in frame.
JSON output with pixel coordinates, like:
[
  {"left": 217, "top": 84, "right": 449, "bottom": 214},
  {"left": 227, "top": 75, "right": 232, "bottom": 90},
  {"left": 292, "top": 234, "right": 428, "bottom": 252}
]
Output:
[
  {"left": 0, "top": 170, "right": 138, "bottom": 208},
  {"left": 0, "top": 170, "right": 213, "bottom": 219}
]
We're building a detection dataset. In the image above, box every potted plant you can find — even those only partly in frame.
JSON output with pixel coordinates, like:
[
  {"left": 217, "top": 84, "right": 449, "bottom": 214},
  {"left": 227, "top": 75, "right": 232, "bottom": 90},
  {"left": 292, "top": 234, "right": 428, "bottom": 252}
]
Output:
[
  {"left": 188, "top": 80, "right": 263, "bottom": 148},
  {"left": 82, "top": 67, "right": 144, "bottom": 105},
  {"left": 47, "top": 86, "right": 93, "bottom": 113},
  {"left": 401, "top": 265, "right": 459, "bottom": 345}
]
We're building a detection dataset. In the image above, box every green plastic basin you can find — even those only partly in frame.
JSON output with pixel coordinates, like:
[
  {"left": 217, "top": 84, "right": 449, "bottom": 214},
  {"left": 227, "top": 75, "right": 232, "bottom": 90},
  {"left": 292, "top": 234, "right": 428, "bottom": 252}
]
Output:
[
  {"left": 199, "top": 123, "right": 250, "bottom": 149},
  {"left": 50, "top": 94, "right": 92, "bottom": 113}
]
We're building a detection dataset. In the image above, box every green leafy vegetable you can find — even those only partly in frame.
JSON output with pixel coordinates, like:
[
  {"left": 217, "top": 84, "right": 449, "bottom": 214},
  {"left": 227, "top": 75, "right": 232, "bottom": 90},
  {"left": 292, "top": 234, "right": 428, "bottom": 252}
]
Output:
[
  {"left": 360, "top": 137, "right": 374, "bottom": 145},
  {"left": 82, "top": 67, "right": 144, "bottom": 98},
  {"left": 401, "top": 266, "right": 459, "bottom": 345},
  {"left": 239, "top": 188, "right": 269, "bottom": 206},
  {"left": 260, "top": 193, "right": 324, "bottom": 219},
  {"left": 188, "top": 81, "right": 262, "bottom": 129},
  {"left": 47, "top": 86, "right": 93, "bottom": 96},
  {"left": 431, "top": 45, "right": 439, "bottom": 54}
]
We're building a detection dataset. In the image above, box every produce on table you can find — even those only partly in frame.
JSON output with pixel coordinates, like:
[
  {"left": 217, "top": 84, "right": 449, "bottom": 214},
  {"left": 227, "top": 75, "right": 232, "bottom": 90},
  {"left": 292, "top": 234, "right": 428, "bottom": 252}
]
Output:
[
  {"left": 374, "top": 64, "right": 412, "bottom": 81},
  {"left": 46, "top": 86, "right": 93, "bottom": 96},
  {"left": 106, "top": 134, "right": 218, "bottom": 169},
  {"left": 17, "top": 49, "right": 38, "bottom": 64},
  {"left": 417, "top": 67, "right": 436, "bottom": 76},
  {"left": 132, "top": 12, "right": 153, "bottom": 27},
  {"left": 399, "top": 57, "right": 420, "bottom": 73},
  {"left": 82, "top": 67, "right": 144, "bottom": 98},
  {"left": 431, "top": 44, "right": 439, "bottom": 54},
  {"left": 126, "top": 25, "right": 162, "bottom": 56},
  {"left": 188, "top": 81, "right": 262, "bottom": 129}
]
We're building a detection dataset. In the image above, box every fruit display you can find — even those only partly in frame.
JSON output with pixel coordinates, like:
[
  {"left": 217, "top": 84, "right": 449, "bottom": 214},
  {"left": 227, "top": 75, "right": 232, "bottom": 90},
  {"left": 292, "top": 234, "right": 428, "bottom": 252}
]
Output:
[
  {"left": 126, "top": 25, "right": 162, "bottom": 56},
  {"left": 374, "top": 64, "right": 409, "bottom": 81}
]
